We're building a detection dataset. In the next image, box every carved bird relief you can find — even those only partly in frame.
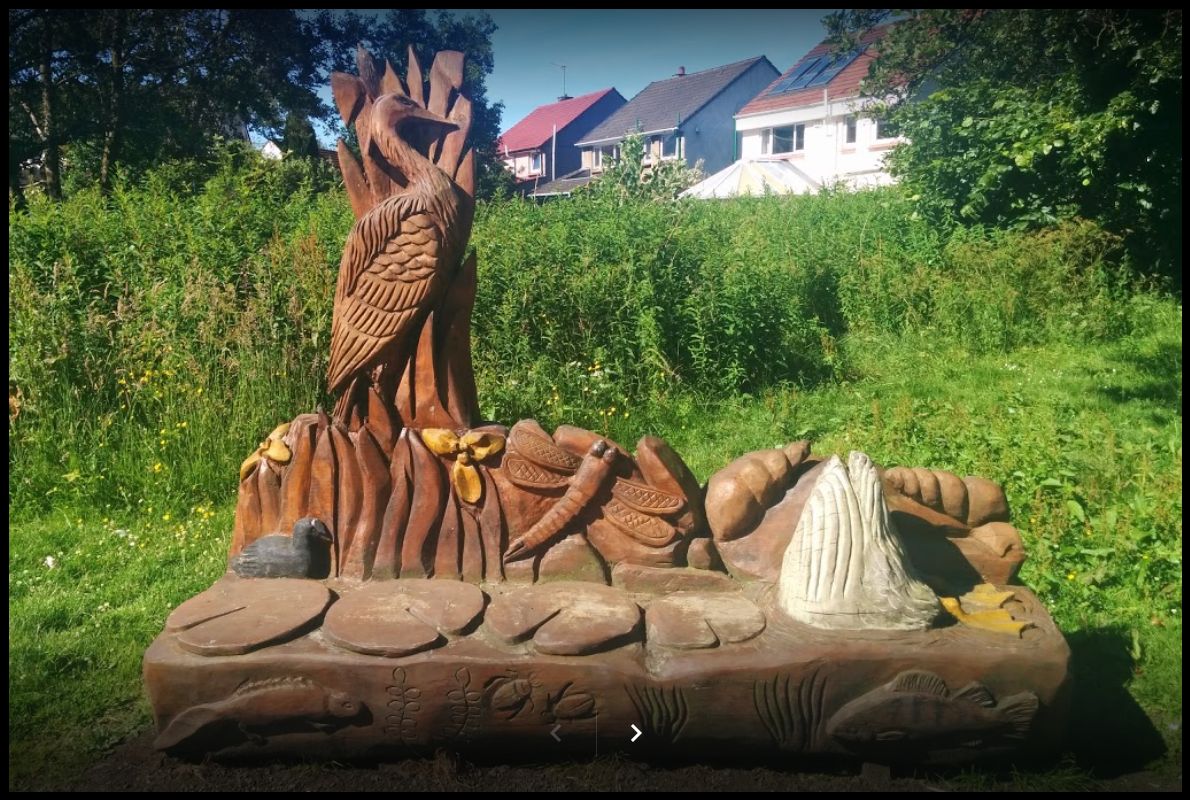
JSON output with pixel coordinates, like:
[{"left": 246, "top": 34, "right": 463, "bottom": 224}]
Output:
[
  {"left": 328, "top": 95, "right": 464, "bottom": 421},
  {"left": 326, "top": 47, "right": 474, "bottom": 423}
]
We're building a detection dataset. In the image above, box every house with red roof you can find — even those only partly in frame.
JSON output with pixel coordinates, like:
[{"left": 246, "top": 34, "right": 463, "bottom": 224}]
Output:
[
  {"left": 576, "top": 58, "right": 779, "bottom": 180},
  {"left": 730, "top": 25, "right": 903, "bottom": 194},
  {"left": 497, "top": 88, "right": 626, "bottom": 192}
]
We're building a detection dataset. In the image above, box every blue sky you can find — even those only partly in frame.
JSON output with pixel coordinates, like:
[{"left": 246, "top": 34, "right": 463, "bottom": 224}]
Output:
[
  {"left": 479, "top": 10, "right": 831, "bottom": 133},
  {"left": 313, "top": 10, "right": 832, "bottom": 143}
]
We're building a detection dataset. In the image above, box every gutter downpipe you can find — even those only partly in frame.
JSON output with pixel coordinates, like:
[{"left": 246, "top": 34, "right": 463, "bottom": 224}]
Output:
[
  {"left": 551, "top": 123, "right": 557, "bottom": 182},
  {"left": 826, "top": 88, "right": 836, "bottom": 188}
]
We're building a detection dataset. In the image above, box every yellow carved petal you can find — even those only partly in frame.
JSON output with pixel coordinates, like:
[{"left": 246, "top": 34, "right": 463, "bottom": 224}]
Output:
[
  {"left": 941, "top": 596, "right": 1033, "bottom": 637},
  {"left": 267, "top": 422, "right": 292, "bottom": 441},
  {"left": 264, "top": 438, "right": 292, "bottom": 464},
  {"left": 962, "top": 583, "right": 1017, "bottom": 610},
  {"left": 421, "top": 428, "right": 460, "bottom": 456},
  {"left": 453, "top": 460, "right": 483, "bottom": 504},
  {"left": 239, "top": 450, "right": 263, "bottom": 482},
  {"left": 463, "top": 431, "right": 505, "bottom": 461}
]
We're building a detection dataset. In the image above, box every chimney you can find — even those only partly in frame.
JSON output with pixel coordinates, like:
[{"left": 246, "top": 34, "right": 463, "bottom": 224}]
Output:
[{"left": 676, "top": 66, "right": 686, "bottom": 77}]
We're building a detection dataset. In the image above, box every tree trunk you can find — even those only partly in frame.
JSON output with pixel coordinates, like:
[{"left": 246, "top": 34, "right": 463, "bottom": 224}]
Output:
[
  {"left": 39, "top": 12, "right": 61, "bottom": 201},
  {"left": 9, "top": 154, "right": 27, "bottom": 211},
  {"left": 98, "top": 11, "right": 126, "bottom": 195}
]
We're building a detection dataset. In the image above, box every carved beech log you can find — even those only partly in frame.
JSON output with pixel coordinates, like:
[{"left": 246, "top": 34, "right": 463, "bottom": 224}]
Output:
[
  {"left": 306, "top": 417, "right": 338, "bottom": 569},
  {"left": 165, "top": 44, "right": 1069, "bottom": 769},
  {"left": 341, "top": 426, "right": 391, "bottom": 580},
  {"left": 373, "top": 431, "right": 415, "bottom": 580},
  {"left": 330, "top": 424, "right": 361, "bottom": 563},
  {"left": 365, "top": 386, "right": 399, "bottom": 454},
  {"left": 435, "top": 488, "right": 464, "bottom": 580},
  {"left": 229, "top": 471, "right": 262, "bottom": 557},
  {"left": 401, "top": 433, "right": 448, "bottom": 578},
  {"left": 257, "top": 461, "right": 282, "bottom": 539},
  {"left": 277, "top": 417, "right": 318, "bottom": 536}
]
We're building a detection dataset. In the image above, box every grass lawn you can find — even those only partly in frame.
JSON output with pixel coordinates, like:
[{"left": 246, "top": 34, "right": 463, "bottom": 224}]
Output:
[{"left": 8, "top": 313, "right": 1181, "bottom": 790}]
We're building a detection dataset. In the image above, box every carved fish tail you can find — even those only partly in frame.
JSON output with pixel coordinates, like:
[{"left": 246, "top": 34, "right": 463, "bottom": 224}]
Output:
[
  {"left": 154, "top": 706, "right": 220, "bottom": 751},
  {"left": 998, "top": 692, "right": 1040, "bottom": 738}
]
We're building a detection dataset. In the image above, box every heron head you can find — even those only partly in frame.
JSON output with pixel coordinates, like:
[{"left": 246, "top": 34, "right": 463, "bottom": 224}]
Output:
[{"left": 371, "top": 93, "right": 458, "bottom": 157}]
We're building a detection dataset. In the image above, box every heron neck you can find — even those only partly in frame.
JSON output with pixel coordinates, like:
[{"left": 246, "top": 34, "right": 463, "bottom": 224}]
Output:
[{"left": 373, "top": 123, "right": 459, "bottom": 234}]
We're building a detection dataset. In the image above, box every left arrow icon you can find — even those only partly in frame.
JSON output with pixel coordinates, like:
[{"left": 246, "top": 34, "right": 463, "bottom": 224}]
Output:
[{"left": 550, "top": 723, "right": 562, "bottom": 742}]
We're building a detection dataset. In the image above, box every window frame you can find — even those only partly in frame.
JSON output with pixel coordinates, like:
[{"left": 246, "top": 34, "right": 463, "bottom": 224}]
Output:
[
  {"left": 768, "top": 123, "right": 806, "bottom": 155},
  {"left": 874, "top": 115, "right": 900, "bottom": 142}
]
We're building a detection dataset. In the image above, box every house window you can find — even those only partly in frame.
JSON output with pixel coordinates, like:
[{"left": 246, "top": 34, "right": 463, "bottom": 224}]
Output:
[
  {"left": 844, "top": 115, "right": 857, "bottom": 144},
  {"left": 875, "top": 115, "right": 900, "bottom": 141},
  {"left": 769, "top": 124, "right": 805, "bottom": 154},
  {"left": 530, "top": 151, "right": 544, "bottom": 174},
  {"left": 659, "top": 134, "right": 680, "bottom": 159},
  {"left": 592, "top": 145, "right": 618, "bottom": 171}
]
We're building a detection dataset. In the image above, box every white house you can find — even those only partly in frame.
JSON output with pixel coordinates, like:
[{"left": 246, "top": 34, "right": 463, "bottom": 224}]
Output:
[{"left": 729, "top": 25, "right": 903, "bottom": 195}]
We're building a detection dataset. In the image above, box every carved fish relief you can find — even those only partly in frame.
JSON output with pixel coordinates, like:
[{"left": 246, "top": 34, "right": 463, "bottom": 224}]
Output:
[
  {"left": 827, "top": 670, "right": 1039, "bottom": 753},
  {"left": 154, "top": 676, "right": 362, "bottom": 751}
]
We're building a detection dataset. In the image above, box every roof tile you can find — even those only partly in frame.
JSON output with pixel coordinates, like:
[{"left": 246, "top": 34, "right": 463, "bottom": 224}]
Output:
[
  {"left": 737, "top": 24, "right": 892, "bottom": 117},
  {"left": 578, "top": 57, "right": 775, "bottom": 146},
  {"left": 498, "top": 88, "right": 623, "bottom": 154}
]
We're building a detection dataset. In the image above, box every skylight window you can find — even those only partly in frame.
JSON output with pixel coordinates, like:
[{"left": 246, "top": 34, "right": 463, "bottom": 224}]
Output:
[{"left": 772, "top": 46, "right": 865, "bottom": 95}]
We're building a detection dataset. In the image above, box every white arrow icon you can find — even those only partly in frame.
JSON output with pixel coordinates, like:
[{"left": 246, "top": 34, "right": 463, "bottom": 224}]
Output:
[
  {"left": 630, "top": 724, "right": 643, "bottom": 742},
  {"left": 550, "top": 723, "right": 562, "bottom": 742}
]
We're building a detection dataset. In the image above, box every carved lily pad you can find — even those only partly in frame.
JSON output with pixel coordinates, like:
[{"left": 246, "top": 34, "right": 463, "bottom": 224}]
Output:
[
  {"left": 485, "top": 582, "right": 641, "bottom": 655},
  {"left": 645, "top": 592, "right": 766, "bottom": 650},
  {"left": 169, "top": 576, "right": 332, "bottom": 656},
  {"left": 322, "top": 580, "right": 486, "bottom": 657}
]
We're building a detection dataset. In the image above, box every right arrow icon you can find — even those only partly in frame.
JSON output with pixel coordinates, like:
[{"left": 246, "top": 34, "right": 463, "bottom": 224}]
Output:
[{"left": 629, "top": 723, "right": 643, "bottom": 743}]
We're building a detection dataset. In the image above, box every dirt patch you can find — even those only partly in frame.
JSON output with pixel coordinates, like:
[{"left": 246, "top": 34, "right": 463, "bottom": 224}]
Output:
[{"left": 40, "top": 730, "right": 1182, "bottom": 793}]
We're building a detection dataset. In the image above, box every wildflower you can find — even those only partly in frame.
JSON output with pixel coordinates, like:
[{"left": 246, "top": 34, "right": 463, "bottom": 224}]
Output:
[
  {"left": 180, "top": 421, "right": 187, "bottom": 428},
  {"left": 159, "top": 439, "right": 167, "bottom": 447},
  {"left": 152, "top": 462, "right": 163, "bottom": 473},
  {"left": 1066, "top": 572, "right": 1076, "bottom": 581},
  {"left": 196, "top": 388, "right": 203, "bottom": 395},
  {"left": 43, "top": 556, "right": 57, "bottom": 569}
]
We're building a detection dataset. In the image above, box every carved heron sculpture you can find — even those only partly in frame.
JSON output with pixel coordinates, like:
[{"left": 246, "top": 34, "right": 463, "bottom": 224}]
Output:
[{"left": 327, "top": 92, "right": 464, "bottom": 422}]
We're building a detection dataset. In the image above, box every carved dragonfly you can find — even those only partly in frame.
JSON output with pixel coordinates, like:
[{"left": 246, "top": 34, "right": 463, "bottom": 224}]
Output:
[{"left": 502, "top": 421, "right": 688, "bottom": 562}]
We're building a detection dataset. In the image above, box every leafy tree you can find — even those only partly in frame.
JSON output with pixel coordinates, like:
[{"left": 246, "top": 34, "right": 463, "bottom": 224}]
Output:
[
  {"left": 9, "top": 9, "right": 355, "bottom": 196},
  {"left": 282, "top": 112, "right": 321, "bottom": 162},
  {"left": 333, "top": 9, "right": 507, "bottom": 200},
  {"left": 584, "top": 132, "right": 703, "bottom": 204},
  {"left": 827, "top": 10, "right": 1182, "bottom": 285}
]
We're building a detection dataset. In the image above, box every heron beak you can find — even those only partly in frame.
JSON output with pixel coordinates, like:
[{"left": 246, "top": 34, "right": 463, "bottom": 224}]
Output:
[{"left": 407, "top": 105, "right": 458, "bottom": 131}]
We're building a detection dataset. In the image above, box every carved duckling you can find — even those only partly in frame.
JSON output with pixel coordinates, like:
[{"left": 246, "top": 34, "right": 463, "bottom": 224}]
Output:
[{"left": 231, "top": 517, "right": 333, "bottom": 579}]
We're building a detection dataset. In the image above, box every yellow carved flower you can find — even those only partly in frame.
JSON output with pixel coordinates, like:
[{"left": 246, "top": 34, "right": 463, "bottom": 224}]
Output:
[
  {"left": 239, "top": 422, "right": 292, "bottom": 481},
  {"left": 420, "top": 428, "right": 505, "bottom": 504}
]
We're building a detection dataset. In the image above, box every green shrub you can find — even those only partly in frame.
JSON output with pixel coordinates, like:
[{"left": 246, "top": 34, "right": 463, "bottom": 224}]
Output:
[{"left": 7, "top": 149, "right": 1155, "bottom": 516}]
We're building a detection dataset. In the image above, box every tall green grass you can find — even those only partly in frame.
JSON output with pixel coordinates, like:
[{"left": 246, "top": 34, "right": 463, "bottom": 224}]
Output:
[
  {"left": 8, "top": 152, "right": 1141, "bottom": 518},
  {"left": 7, "top": 151, "right": 1181, "bottom": 788}
]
